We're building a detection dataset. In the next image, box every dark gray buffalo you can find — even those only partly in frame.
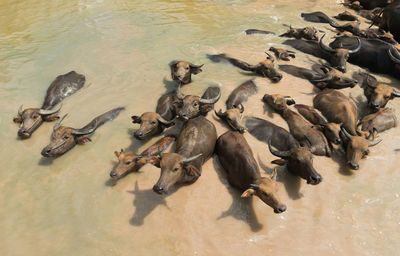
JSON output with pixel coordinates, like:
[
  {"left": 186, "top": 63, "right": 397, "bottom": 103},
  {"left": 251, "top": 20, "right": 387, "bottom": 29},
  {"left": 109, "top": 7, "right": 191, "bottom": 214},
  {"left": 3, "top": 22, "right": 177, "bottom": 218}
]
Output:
[
  {"left": 153, "top": 116, "right": 217, "bottom": 194},
  {"left": 13, "top": 71, "right": 85, "bottom": 139},
  {"left": 41, "top": 107, "right": 124, "bottom": 158},
  {"left": 216, "top": 131, "right": 286, "bottom": 213}
]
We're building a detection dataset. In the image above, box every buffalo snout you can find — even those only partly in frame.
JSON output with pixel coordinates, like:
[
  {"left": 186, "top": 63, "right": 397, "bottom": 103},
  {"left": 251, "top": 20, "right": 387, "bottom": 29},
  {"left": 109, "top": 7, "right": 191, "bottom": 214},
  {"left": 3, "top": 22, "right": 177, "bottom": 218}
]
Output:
[
  {"left": 41, "top": 147, "right": 52, "bottom": 157},
  {"left": 271, "top": 73, "right": 283, "bottom": 83},
  {"left": 307, "top": 173, "right": 322, "bottom": 185},
  {"left": 274, "top": 204, "right": 287, "bottom": 214},
  {"left": 347, "top": 161, "right": 359, "bottom": 170},
  {"left": 153, "top": 184, "right": 165, "bottom": 194},
  {"left": 18, "top": 129, "right": 31, "bottom": 139}
]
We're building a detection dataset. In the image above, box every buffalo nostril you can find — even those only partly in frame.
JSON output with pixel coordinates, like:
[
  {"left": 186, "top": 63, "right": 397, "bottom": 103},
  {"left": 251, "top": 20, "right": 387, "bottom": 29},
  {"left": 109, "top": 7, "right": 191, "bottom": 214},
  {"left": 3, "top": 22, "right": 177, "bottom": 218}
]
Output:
[
  {"left": 371, "top": 103, "right": 380, "bottom": 109},
  {"left": 238, "top": 127, "right": 245, "bottom": 133},
  {"left": 153, "top": 185, "right": 164, "bottom": 194},
  {"left": 41, "top": 148, "right": 51, "bottom": 157},
  {"left": 338, "top": 66, "right": 346, "bottom": 72},
  {"left": 335, "top": 138, "right": 341, "bottom": 144},
  {"left": 348, "top": 162, "right": 359, "bottom": 170},
  {"left": 110, "top": 172, "right": 117, "bottom": 178},
  {"left": 278, "top": 205, "right": 287, "bottom": 213}
]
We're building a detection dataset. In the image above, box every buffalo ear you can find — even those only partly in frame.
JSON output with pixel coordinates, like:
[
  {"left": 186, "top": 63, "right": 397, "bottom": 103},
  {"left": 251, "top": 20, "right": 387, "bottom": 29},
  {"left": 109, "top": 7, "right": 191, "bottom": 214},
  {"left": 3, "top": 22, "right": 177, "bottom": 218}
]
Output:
[
  {"left": 131, "top": 116, "right": 141, "bottom": 123},
  {"left": 185, "top": 164, "right": 201, "bottom": 177},
  {"left": 146, "top": 156, "right": 161, "bottom": 167},
  {"left": 200, "top": 104, "right": 213, "bottom": 114},
  {"left": 43, "top": 114, "right": 59, "bottom": 122},
  {"left": 13, "top": 116, "right": 22, "bottom": 123},
  {"left": 114, "top": 151, "right": 120, "bottom": 158},
  {"left": 190, "top": 64, "right": 203, "bottom": 75},
  {"left": 173, "top": 101, "right": 182, "bottom": 108},
  {"left": 76, "top": 136, "right": 91, "bottom": 144},
  {"left": 169, "top": 60, "right": 179, "bottom": 68},
  {"left": 271, "top": 159, "right": 287, "bottom": 166},
  {"left": 241, "top": 188, "right": 255, "bottom": 198}
]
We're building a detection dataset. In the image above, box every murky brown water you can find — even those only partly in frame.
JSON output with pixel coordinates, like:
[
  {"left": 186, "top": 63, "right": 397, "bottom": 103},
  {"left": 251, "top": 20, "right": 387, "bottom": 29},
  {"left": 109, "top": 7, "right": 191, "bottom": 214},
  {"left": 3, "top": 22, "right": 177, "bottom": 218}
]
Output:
[{"left": 1, "top": 0, "right": 400, "bottom": 255}]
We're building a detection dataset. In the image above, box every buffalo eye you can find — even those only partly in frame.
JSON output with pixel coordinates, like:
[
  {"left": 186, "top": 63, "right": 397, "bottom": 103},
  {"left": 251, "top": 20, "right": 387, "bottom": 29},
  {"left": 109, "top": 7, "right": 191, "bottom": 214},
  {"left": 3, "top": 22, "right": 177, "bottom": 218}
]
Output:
[
  {"left": 185, "top": 66, "right": 190, "bottom": 70},
  {"left": 125, "top": 161, "right": 132, "bottom": 165},
  {"left": 33, "top": 115, "right": 39, "bottom": 119},
  {"left": 173, "top": 167, "right": 179, "bottom": 172},
  {"left": 151, "top": 121, "right": 156, "bottom": 125},
  {"left": 364, "top": 150, "right": 370, "bottom": 155},
  {"left": 63, "top": 135, "right": 69, "bottom": 139},
  {"left": 384, "top": 95, "right": 390, "bottom": 99},
  {"left": 193, "top": 102, "right": 198, "bottom": 107},
  {"left": 262, "top": 191, "right": 269, "bottom": 196}
]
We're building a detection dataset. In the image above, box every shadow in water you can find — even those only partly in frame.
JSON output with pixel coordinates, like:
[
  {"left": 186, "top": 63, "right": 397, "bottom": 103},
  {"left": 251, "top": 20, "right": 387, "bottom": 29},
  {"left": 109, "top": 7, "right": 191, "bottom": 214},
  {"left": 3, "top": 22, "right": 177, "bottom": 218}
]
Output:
[
  {"left": 258, "top": 155, "right": 303, "bottom": 200},
  {"left": 128, "top": 181, "right": 170, "bottom": 226},
  {"left": 262, "top": 100, "right": 275, "bottom": 119},
  {"left": 330, "top": 147, "right": 354, "bottom": 176},
  {"left": 38, "top": 157, "right": 54, "bottom": 166},
  {"left": 162, "top": 77, "right": 179, "bottom": 92},
  {"left": 212, "top": 157, "right": 263, "bottom": 232}
]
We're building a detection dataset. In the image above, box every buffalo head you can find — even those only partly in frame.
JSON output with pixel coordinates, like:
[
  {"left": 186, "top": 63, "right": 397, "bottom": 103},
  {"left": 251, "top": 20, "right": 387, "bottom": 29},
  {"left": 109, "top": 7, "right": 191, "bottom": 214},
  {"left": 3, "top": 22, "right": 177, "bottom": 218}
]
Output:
[
  {"left": 310, "top": 66, "right": 358, "bottom": 89},
  {"left": 363, "top": 74, "right": 400, "bottom": 111},
  {"left": 169, "top": 61, "right": 203, "bottom": 85},
  {"left": 109, "top": 149, "right": 148, "bottom": 179},
  {"left": 153, "top": 153, "right": 202, "bottom": 194},
  {"left": 13, "top": 104, "right": 61, "bottom": 139},
  {"left": 175, "top": 86, "right": 221, "bottom": 120},
  {"left": 255, "top": 53, "right": 283, "bottom": 82},
  {"left": 342, "top": 128, "right": 382, "bottom": 170},
  {"left": 319, "top": 34, "right": 361, "bottom": 73},
  {"left": 269, "top": 141, "right": 322, "bottom": 185},
  {"left": 131, "top": 112, "right": 174, "bottom": 140},
  {"left": 262, "top": 94, "right": 295, "bottom": 113},
  {"left": 241, "top": 169, "right": 287, "bottom": 214},
  {"left": 215, "top": 104, "right": 246, "bottom": 133}
]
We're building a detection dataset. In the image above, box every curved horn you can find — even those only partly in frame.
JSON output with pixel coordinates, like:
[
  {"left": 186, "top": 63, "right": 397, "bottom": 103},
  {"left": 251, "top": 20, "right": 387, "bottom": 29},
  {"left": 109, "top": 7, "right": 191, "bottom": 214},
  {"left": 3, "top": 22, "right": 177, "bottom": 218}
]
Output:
[
  {"left": 268, "top": 140, "right": 291, "bottom": 158},
  {"left": 250, "top": 184, "right": 259, "bottom": 190},
  {"left": 199, "top": 89, "right": 221, "bottom": 104},
  {"left": 341, "top": 127, "right": 353, "bottom": 140},
  {"left": 214, "top": 109, "right": 226, "bottom": 118},
  {"left": 311, "top": 75, "right": 333, "bottom": 82},
  {"left": 157, "top": 116, "right": 174, "bottom": 125},
  {"left": 392, "top": 90, "right": 400, "bottom": 97},
  {"left": 53, "top": 113, "right": 68, "bottom": 131},
  {"left": 18, "top": 105, "right": 23, "bottom": 116},
  {"left": 176, "top": 85, "right": 185, "bottom": 100},
  {"left": 71, "top": 120, "right": 98, "bottom": 136},
  {"left": 38, "top": 104, "right": 62, "bottom": 115},
  {"left": 348, "top": 37, "right": 361, "bottom": 54},
  {"left": 182, "top": 153, "right": 202, "bottom": 163},
  {"left": 388, "top": 46, "right": 400, "bottom": 64},
  {"left": 265, "top": 52, "right": 275, "bottom": 63},
  {"left": 189, "top": 63, "right": 204, "bottom": 69},
  {"left": 319, "top": 34, "right": 336, "bottom": 53},
  {"left": 237, "top": 104, "right": 244, "bottom": 113},
  {"left": 366, "top": 74, "right": 376, "bottom": 88},
  {"left": 369, "top": 138, "right": 382, "bottom": 147}
]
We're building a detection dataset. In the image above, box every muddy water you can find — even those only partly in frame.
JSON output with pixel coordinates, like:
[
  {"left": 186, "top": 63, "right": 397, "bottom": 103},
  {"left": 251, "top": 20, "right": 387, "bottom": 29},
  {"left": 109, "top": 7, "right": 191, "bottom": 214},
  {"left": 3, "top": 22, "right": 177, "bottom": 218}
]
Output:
[{"left": 1, "top": 0, "right": 400, "bottom": 255}]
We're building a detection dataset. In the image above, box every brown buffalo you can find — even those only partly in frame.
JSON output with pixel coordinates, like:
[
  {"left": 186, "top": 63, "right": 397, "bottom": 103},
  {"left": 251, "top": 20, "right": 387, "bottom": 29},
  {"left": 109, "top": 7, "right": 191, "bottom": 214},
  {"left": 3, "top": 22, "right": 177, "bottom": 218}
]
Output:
[
  {"left": 280, "top": 26, "right": 319, "bottom": 41},
  {"left": 313, "top": 89, "right": 358, "bottom": 135},
  {"left": 216, "top": 131, "right": 286, "bottom": 213},
  {"left": 215, "top": 104, "right": 246, "bottom": 133},
  {"left": 330, "top": 21, "right": 366, "bottom": 37},
  {"left": 13, "top": 71, "right": 85, "bottom": 139},
  {"left": 131, "top": 112, "right": 174, "bottom": 140},
  {"left": 319, "top": 34, "right": 361, "bottom": 72},
  {"left": 269, "top": 47, "right": 295, "bottom": 61},
  {"left": 361, "top": 73, "right": 400, "bottom": 111},
  {"left": 334, "top": 11, "right": 360, "bottom": 21},
  {"left": 207, "top": 53, "right": 283, "bottom": 82},
  {"left": 269, "top": 142, "right": 323, "bottom": 185},
  {"left": 358, "top": 107, "right": 397, "bottom": 135},
  {"left": 169, "top": 61, "right": 203, "bottom": 85},
  {"left": 294, "top": 104, "right": 343, "bottom": 145},
  {"left": 153, "top": 116, "right": 217, "bottom": 194},
  {"left": 342, "top": 128, "right": 382, "bottom": 170},
  {"left": 263, "top": 94, "right": 331, "bottom": 156},
  {"left": 225, "top": 80, "right": 258, "bottom": 109},
  {"left": 175, "top": 86, "right": 221, "bottom": 121},
  {"left": 155, "top": 91, "right": 178, "bottom": 121},
  {"left": 109, "top": 136, "right": 175, "bottom": 179},
  {"left": 41, "top": 107, "right": 124, "bottom": 158}
]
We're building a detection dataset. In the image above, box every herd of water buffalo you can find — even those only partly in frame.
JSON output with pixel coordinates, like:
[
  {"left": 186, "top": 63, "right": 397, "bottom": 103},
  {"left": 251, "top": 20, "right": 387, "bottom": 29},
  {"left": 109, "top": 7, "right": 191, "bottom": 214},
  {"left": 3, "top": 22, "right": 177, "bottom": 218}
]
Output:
[{"left": 13, "top": 0, "right": 400, "bottom": 213}]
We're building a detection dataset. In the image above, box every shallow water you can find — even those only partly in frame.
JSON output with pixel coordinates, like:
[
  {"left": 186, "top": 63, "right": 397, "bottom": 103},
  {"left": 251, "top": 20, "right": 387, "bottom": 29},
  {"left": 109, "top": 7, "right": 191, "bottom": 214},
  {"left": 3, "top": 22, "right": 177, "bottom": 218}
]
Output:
[{"left": 1, "top": 0, "right": 400, "bottom": 255}]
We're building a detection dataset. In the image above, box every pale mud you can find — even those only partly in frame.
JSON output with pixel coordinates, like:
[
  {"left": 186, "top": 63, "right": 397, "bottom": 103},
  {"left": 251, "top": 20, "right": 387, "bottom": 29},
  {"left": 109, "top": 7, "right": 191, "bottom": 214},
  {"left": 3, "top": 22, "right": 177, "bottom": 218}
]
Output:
[{"left": 0, "top": 0, "right": 400, "bottom": 256}]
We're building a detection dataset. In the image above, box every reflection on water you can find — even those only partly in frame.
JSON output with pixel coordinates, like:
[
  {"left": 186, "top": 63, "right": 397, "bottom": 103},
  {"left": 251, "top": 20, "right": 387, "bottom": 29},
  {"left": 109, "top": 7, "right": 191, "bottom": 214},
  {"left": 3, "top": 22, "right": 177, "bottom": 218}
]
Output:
[{"left": 1, "top": 0, "right": 400, "bottom": 255}]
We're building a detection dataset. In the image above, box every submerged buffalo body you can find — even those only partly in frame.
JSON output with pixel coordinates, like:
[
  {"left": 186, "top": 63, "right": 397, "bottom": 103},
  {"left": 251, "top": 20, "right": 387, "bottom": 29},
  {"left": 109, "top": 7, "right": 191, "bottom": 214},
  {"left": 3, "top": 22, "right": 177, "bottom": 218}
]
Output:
[
  {"left": 41, "top": 107, "right": 124, "bottom": 158},
  {"left": 13, "top": 71, "right": 85, "bottom": 138},
  {"left": 153, "top": 116, "right": 217, "bottom": 194},
  {"left": 225, "top": 80, "right": 258, "bottom": 109},
  {"left": 216, "top": 131, "right": 286, "bottom": 213}
]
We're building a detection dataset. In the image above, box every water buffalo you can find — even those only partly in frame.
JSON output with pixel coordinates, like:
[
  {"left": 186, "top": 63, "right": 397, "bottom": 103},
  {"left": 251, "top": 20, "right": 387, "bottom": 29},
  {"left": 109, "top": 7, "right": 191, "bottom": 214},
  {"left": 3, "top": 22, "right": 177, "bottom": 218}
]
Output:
[
  {"left": 357, "top": 0, "right": 391, "bottom": 10},
  {"left": 342, "top": 128, "right": 382, "bottom": 170},
  {"left": 360, "top": 73, "right": 400, "bottom": 111},
  {"left": 175, "top": 86, "right": 221, "bottom": 121},
  {"left": 109, "top": 136, "right": 176, "bottom": 179},
  {"left": 313, "top": 89, "right": 358, "bottom": 135},
  {"left": 225, "top": 80, "right": 258, "bottom": 109},
  {"left": 153, "top": 115, "right": 217, "bottom": 194},
  {"left": 357, "top": 107, "right": 396, "bottom": 135},
  {"left": 378, "top": 0, "right": 400, "bottom": 40},
  {"left": 263, "top": 94, "right": 331, "bottom": 156},
  {"left": 319, "top": 34, "right": 361, "bottom": 72},
  {"left": 359, "top": 7, "right": 383, "bottom": 20},
  {"left": 216, "top": 131, "right": 286, "bottom": 213},
  {"left": 294, "top": 104, "right": 342, "bottom": 145},
  {"left": 279, "top": 64, "right": 358, "bottom": 90},
  {"left": 280, "top": 26, "right": 319, "bottom": 41},
  {"left": 269, "top": 47, "right": 295, "bottom": 61},
  {"left": 330, "top": 21, "right": 366, "bottom": 37},
  {"left": 13, "top": 71, "right": 85, "bottom": 139},
  {"left": 215, "top": 104, "right": 246, "bottom": 133},
  {"left": 131, "top": 113, "right": 174, "bottom": 140},
  {"left": 207, "top": 53, "right": 283, "bottom": 82},
  {"left": 245, "top": 29, "right": 275, "bottom": 35},
  {"left": 301, "top": 11, "right": 336, "bottom": 24},
  {"left": 41, "top": 107, "right": 124, "bottom": 158},
  {"left": 169, "top": 60, "right": 203, "bottom": 85},
  {"left": 334, "top": 11, "right": 360, "bottom": 22}
]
